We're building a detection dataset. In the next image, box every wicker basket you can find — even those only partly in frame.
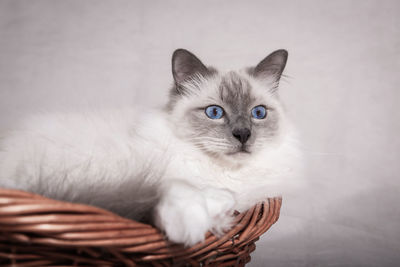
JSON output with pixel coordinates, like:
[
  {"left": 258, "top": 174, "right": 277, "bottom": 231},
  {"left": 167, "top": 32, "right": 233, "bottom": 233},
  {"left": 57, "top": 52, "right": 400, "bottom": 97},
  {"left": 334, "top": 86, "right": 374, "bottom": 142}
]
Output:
[{"left": 0, "top": 187, "right": 281, "bottom": 266}]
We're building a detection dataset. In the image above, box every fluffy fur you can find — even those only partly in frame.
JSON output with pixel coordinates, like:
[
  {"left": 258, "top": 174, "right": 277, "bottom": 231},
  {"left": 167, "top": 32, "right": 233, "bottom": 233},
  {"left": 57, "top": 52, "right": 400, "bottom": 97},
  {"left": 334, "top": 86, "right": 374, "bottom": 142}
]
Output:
[{"left": 0, "top": 49, "right": 302, "bottom": 246}]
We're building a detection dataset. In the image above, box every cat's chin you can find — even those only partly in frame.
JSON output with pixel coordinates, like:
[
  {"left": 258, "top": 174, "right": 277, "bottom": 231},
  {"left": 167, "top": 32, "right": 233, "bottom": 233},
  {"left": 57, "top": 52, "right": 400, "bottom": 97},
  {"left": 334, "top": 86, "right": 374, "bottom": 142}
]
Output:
[
  {"left": 226, "top": 150, "right": 250, "bottom": 156},
  {"left": 225, "top": 145, "right": 252, "bottom": 157},
  {"left": 202, "top": 149, "right": 253, "bottom": 167},
  {"left": 221, "top": 148, "right": 254, "bottom": 164},
  {"left": 228, "top": 150, "right": 252, "bottom": 159}
]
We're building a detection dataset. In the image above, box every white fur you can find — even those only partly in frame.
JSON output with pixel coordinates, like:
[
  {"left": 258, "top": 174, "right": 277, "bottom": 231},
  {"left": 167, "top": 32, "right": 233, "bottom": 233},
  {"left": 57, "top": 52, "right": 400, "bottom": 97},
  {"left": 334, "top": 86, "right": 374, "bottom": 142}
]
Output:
[{"left": 0, "top": 73, "right": 302, "bottom": 246}]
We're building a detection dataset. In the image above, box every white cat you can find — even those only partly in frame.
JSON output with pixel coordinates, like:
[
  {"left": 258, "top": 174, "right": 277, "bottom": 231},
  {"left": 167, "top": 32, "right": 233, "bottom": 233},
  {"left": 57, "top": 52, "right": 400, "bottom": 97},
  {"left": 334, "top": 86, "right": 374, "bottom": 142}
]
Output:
[{"left": 0, "top": 49, "right": 302, "bottom": 246}]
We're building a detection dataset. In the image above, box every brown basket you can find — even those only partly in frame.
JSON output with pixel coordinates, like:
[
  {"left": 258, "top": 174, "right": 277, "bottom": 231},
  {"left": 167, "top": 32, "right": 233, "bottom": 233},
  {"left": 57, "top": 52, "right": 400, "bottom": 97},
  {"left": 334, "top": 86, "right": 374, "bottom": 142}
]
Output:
[{"left": 0, "top": 187, "right": 281, "bottom": 266}]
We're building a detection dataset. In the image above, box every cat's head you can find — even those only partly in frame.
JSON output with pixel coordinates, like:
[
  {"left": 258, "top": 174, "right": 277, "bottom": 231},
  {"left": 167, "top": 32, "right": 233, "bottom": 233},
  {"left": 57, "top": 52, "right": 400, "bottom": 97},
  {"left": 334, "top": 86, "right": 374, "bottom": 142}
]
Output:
[{"left": 167, "top": 49, "right": 289, "bottom": 163}]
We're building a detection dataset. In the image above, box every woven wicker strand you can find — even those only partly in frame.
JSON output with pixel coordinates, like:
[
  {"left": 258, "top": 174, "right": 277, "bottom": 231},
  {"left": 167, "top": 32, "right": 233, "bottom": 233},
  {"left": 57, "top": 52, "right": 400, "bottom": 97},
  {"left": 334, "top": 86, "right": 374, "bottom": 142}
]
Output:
[{"left": 0, "top": 187, "right": 282, "bottom": 266}]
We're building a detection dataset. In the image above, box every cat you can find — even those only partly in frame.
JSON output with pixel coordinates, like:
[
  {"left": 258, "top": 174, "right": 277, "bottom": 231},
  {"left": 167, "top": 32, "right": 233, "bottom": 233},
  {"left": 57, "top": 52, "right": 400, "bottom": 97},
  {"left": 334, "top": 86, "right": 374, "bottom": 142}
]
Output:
[{"left": 0, "top": 49, "right": 302, "bottom": 246}]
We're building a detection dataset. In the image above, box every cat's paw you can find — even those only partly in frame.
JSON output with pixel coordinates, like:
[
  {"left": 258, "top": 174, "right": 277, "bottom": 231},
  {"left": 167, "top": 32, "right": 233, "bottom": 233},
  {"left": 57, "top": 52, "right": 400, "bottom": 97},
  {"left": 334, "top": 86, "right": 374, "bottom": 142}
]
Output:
[
  {"left": 154, "top": 180, "right": 211, "bottom": 246},
  {"left": 203, "top": 187, "right": 236, "bottom": 236}
]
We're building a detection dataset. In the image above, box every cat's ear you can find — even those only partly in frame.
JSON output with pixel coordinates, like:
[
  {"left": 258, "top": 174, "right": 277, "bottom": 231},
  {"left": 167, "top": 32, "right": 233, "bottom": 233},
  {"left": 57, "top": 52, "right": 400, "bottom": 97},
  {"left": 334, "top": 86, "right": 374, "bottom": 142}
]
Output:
[
  {"left": 172, "top": 49, "right": 210, "bottom": 85},
  {"left": 253, "top": 49, "right": 288, "bottom": 85}
]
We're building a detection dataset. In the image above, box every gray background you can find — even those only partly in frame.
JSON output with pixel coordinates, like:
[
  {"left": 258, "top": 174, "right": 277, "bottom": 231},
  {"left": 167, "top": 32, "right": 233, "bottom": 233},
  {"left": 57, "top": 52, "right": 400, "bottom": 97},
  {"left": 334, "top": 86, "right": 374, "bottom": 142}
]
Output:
[{"left": 1, "top": 0, "right": 399, "bottom": 266}]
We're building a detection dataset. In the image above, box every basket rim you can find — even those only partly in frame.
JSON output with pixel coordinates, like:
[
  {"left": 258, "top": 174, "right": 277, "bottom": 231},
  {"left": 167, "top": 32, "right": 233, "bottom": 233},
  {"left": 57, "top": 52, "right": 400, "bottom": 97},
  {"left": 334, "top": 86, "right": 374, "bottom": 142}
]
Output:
[{"left": 0, "top": 187, "right": 282, "bottom": 265}]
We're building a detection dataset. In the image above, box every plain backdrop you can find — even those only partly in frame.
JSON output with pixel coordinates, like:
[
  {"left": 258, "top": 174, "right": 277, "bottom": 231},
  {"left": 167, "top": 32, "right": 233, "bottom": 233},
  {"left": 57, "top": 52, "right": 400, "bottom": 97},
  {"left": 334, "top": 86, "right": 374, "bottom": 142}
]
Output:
[{"left": 1, "top": 1, "right": 399, "bottom": 266}]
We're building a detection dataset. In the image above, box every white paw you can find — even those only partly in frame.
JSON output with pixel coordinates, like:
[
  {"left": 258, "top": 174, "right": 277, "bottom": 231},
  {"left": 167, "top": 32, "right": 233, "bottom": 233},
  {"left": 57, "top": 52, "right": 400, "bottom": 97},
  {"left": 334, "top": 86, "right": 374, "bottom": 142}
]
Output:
[
  {"left": 154, "top": 180, "right": 211, "bottom": 246},
  {"left": 154, "top": 180, "right": 237, "bottom": 246},
  {"left": 203, "top": 187, "right": 236, "bottom": 236}
]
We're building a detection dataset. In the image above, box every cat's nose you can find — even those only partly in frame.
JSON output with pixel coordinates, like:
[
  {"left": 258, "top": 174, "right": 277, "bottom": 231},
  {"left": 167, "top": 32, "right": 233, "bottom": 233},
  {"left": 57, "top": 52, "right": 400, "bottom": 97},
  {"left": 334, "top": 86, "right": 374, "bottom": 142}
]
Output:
[{"left": 232, "top": 128, "right": 251, "bottom": 144}]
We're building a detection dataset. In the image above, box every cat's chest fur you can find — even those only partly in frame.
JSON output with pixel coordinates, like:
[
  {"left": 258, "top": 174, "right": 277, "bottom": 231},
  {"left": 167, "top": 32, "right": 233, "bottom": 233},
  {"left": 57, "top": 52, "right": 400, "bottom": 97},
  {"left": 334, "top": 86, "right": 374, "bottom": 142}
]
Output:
[{"left": 160, "top": 127, "right": 292, "bottom": 212}]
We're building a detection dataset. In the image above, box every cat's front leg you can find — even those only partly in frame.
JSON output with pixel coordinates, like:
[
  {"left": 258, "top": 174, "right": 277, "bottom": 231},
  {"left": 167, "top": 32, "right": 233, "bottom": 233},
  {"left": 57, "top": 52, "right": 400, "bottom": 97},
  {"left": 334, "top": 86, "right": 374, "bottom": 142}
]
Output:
[{"left": 153, "top": 179, "right": 236, "bottom": 246}]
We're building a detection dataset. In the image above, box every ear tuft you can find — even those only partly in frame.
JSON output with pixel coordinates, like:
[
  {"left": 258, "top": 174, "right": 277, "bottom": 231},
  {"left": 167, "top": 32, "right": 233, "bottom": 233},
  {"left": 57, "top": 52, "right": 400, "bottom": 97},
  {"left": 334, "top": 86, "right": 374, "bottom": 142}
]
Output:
[
  {"left": 253, "top": 49, "right": 288, "bottom": 83},
  {"left": 172, "top": 49, "right": 210, "bottom": 84}
]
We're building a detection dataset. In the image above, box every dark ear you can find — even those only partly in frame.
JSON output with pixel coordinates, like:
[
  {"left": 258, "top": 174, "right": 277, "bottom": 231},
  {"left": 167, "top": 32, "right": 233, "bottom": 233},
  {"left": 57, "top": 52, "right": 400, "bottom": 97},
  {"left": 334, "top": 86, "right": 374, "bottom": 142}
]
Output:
[
  {"left": 253, "top": 49, "right": 288, "bottom": 83},
  {"left": 172, "top": 49, "right": 210, "bottom": 84}
]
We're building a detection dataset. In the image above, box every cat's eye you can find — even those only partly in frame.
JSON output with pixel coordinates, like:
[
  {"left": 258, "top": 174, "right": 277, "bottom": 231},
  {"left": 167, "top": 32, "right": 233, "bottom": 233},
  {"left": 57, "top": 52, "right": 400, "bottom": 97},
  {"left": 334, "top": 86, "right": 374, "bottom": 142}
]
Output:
[
  {"left": 251, "top": 105, "right": 267, "bottom": 119},
  {"left": 205, "top": 105, "right": 224, "bottom": 119}
]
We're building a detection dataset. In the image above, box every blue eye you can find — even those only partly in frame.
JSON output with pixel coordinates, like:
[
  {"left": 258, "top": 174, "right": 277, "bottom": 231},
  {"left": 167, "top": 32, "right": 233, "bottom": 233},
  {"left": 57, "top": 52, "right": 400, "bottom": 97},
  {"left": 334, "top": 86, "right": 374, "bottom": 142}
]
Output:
[
  {"left": 205, "top": 105, "right": 224, "bottom": 119},
  {"left": 251, "top": 105, "right": 267, "bottom": 119}
]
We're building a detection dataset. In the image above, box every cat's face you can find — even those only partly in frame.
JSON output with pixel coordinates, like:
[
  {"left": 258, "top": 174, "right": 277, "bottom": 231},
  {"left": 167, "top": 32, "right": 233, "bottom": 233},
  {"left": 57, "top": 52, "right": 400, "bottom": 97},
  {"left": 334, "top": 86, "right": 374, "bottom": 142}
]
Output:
[{"left": 167, "top": 49, "right": 289, "bottom": 162}]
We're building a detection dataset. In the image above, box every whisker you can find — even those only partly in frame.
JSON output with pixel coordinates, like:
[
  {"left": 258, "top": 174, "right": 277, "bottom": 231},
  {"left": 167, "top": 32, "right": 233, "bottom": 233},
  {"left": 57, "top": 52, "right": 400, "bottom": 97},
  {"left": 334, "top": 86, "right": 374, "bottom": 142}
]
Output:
[{"left": 188, "top": 139, "right": 232, "bottom": 146}]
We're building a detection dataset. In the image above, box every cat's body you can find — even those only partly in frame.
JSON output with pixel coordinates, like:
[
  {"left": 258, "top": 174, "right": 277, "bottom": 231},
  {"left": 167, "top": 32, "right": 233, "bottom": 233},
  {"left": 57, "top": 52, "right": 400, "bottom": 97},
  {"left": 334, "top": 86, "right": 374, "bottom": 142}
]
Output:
[{"left": 0, "top": 49, "right": 302, "bottom": 246}]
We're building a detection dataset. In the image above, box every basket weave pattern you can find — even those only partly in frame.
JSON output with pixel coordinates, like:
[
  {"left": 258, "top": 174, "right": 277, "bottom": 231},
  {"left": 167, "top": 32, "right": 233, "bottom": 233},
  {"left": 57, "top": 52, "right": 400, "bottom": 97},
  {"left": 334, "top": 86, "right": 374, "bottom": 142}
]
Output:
[{"left": 0, "top": 188, "right": 281, "bottom": 266}]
